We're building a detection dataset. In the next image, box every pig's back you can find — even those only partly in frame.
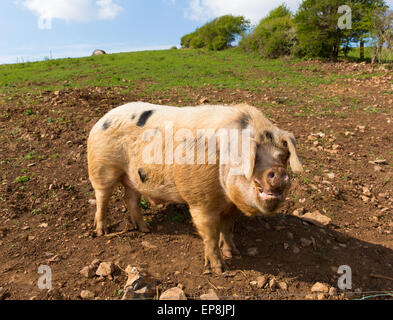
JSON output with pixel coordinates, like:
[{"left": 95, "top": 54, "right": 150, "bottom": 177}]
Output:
[{"left": 92, "top": 102, "right": 240, "bottom": 133}]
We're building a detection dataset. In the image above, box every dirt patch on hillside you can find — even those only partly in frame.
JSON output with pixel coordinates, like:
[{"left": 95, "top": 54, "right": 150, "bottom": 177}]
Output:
[{"left": 0, "top": 61, "right": 392, "bottom": 300}]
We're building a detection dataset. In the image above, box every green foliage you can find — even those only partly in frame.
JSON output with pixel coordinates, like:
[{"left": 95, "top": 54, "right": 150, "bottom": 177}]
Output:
[
  {"left": 294, "top": 0, "right": 344, "bottom": 59},
  {"left": 293, "top": 0, "right": 387, "bottom": 59},
  {"left": 239, "top": 5, "right": 295, "bottom": 58},
  {"left": 15, "top": 176, "right": 30, "bottom": 183},
  {"left": 181, "top": 15, "right": 250, "bottom": 51}
]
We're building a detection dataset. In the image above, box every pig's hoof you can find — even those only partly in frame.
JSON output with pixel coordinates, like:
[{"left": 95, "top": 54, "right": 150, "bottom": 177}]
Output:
[
  {"left": 94, "top": 220, "right": 109, "bottom": 236},
  {"left": 213, "top": 265, "right": 223, "bottom": 275},
  {"left": 96, "top": 227, "right": 104, "bottom": 237}
]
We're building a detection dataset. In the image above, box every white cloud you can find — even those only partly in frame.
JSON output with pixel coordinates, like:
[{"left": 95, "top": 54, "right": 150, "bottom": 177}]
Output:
[
  {"left": 21, "top": 0, "right": 122, "bottom": 29},
  {"left": 185, "top": 0, "right": 301, "bottom": 24}
]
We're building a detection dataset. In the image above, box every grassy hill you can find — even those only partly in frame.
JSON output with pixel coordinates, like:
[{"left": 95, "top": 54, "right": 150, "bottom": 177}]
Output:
[{"left": 1, "top": 48, "right": 378, "bottom": 98}]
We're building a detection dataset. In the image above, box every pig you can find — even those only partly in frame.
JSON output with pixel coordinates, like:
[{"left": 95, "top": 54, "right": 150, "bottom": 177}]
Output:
[{"left": 87, "top": 102, "right": 303, "bottom": 274}]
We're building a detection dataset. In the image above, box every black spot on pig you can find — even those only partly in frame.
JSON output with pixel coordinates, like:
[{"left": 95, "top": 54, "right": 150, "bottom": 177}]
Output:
[
  {"left": 102, "top": 119, "right": 111, "bottom": 131},
  {"left": 131, "top": 114, "right": 136, "bottom": 120},
  {"left": 137, "top": 110, "right": 154, "bottom": 127},
  {"left": 237, "top": 114, "right": 249, "bottom": 129},
  {"left": 264, "top": 130, "right": 274, "bottom": 142},
  {"left": 138, "top": 168, "right": 147, "bottom": 183}
]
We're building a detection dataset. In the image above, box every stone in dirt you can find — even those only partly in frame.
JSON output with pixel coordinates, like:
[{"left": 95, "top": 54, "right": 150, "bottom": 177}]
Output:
[
  {"left": 80, "top": 265, "right": 96, "bottom": 278},
  {"left": 269, "top": 279, "right": 278, "bottom": 291},
  {"left": 96, "top": 262, "right": 114, "bottom": 277},
  {"left": 91, "top": 259, "right": 101, "bottom": 267},
  {"left": 278, "top": 282, "right": 288, "bottom": 291},
  {"left": 317, "top": 293, "right": 326, "bottom": 300},
  {"left": 160, "top": 287, "right": 187, "bottom": 300},
  {"left": 257, "top": 276, "right": 268, "bottom": 289},
  {"left": 122, "top": 266, "right": 156, "bottom": 300},
  {"left": 200, "top": 289, "right": 219, "bottom": 300},
  {"left": 292, "top": 207, "right": 306, "bottom": 217},
  {"left": 329, "top": 287, "right": 337, "bottom": 296},
  {"left": 299, "top": 211, "right": 331, "bottom": 227},
  {"left": 300, "top": 238, "right": 312, "bottom": 247},
  {"left": 247, "top": 247, "right": 259, "bottom": 256},
  {"left": 141, "top": 241, "right": 158, "bottom": 250},
  {"left": 80, "top": 290, "right": 95, "bottom": 299},
  {"left": 311, "top": 282, "right": 329, "bottom": 293},
  {"left": 0, "top": 287, "right": 9, "bottom": 300}
]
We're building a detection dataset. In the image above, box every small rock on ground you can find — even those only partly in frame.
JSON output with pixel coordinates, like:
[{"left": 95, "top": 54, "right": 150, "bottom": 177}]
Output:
[
  {"left": 311, "top": 282, "right": 329, "bottom": 293},
  {"left": 80, "top": 290, "right": 95, "bottom": 299},
  {"left": 301, "top": 211, "right": 331, "bottom": 227},
  {"left": 269, "top": 279, "right": 278, "bottom": 291},
  {"left": 329, "top": 287, "right": 337, "bottom": 296},
  {"left": 160, "top": 287, "right": 187, "bottom": 300},
  {"left": 0, "top": 287, "right": 9, "bottom": 300},
  {"left": 257, "top": 276, "right": 268, "bottom": 289},
  {"left": 80, "top": 265, "right": 96, "bottom": 278},
  {"left": 96, "top": 262, "right": 114, "bottom": 277},
  {"left": 278, "top": 282, "right": 288, "bottom": 291},
  {"left": 247, "top": 247, "right": 259, "bottom": 256},
  {"left": 200, "top": 289, "right": 219, "bottom": 300}
]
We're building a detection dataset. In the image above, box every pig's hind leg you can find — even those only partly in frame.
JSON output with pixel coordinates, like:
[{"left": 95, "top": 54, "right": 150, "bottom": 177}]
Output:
[
  {"left": 93, "top": 187, "right": 114, "bottom": 236},
  {"left": 219, "top": 209, "right": 241, "bottom": 259},
  {"left": 90, "top": 166, "right": 122, "bottom": 236},
  {"left": 122, "top": 177, "right": 150, "bottom": 233}
]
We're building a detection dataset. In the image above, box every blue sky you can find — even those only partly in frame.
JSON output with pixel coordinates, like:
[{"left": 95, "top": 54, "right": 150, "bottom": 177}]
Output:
[{"left": 1, "top": 0, "right": 392, "bottom": 65}]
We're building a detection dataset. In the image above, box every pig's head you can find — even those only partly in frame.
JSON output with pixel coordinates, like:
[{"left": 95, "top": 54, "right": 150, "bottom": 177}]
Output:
[{"left": 224, "top": 122, "right": 303, "bottom": 217}]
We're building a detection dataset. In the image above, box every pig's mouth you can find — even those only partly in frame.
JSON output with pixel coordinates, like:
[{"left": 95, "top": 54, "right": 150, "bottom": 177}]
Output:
[
  {"left": 255, "top": 186, "right": 284, "bottom": 202},
  {"left": 258, "top": 189, "right": 284, "bottom": 201}
]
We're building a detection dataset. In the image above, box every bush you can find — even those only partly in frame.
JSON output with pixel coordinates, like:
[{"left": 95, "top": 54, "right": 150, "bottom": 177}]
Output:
[
  {"left": 181, "top": 15, "right": 250, "bottom": 51},
  {"left": 239, "top": 5, "right": 295, "bottom": 58}
]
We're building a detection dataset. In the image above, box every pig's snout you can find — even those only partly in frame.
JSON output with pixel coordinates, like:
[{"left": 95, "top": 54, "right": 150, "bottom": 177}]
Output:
[{"left": 264, "top": 166, "right": 290, "bottom": 193}]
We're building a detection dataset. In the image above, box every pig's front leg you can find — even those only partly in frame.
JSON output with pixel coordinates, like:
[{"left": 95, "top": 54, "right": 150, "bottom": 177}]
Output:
[
  {"left": 190, "top": 206, "right": 223, "bottom": 274},
  {"left": 219, "top": 209, "right": 241, "bottom": 259}
]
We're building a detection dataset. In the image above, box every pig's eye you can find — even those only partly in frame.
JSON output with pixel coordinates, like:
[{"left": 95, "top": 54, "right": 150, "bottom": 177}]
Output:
[{"left": 279, "top": 151, "right": 290, "bottom": 163}]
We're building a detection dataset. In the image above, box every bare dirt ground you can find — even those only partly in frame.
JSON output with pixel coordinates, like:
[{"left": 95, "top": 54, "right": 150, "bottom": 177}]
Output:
[{"left": 0, "top": 61, "right": 392, "bottom": 300}]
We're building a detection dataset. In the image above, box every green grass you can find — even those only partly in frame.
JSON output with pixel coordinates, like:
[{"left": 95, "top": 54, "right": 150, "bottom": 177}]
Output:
[
  {"left": 0, "top": 48, "right": 344, "bottom": 96},
  {"left": 14, "top": 175, "right": 30, "bottom": 183},
  {"left": 343, "top": 46, "right": 393, "bottom": 63}
]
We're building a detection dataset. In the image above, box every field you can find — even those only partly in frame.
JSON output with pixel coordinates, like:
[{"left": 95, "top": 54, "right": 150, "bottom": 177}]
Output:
[{"left": 0, "top": 48, "right": 392, "bottom": 300}]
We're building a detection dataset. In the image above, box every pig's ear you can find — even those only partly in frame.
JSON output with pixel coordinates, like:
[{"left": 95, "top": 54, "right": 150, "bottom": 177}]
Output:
[
  {"left": 244, "top": 137, "right": 258, "bottom": 181},
  {"left": 280, "top": 132, "right": 303, "bottom": 174}
]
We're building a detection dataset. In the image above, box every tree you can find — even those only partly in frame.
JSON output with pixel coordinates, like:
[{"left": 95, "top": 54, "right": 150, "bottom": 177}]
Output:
[
  {"left": 180, "top": 15, "right": 250, "bottom": 51},
  {"left": 294, "top": 0, "right": 349, "bottom": 59},
  {"left": 239, "top": 5, "right": 296, "bottom": 58},
  {"left": 344, "top": 0, "right": 387, "bottom": 60},
  {"left": 369, "top": 7, "right": 393, "bottom": 63},
  {"left": 293, "top": 0, "right": 386, "bottom": 60}
]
